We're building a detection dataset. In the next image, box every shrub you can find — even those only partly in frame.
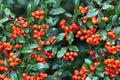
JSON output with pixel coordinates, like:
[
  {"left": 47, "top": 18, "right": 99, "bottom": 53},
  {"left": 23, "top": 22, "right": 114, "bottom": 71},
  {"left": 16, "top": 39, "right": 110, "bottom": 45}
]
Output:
[{"left": 0, "top": 0, "right": 120, "bottom": 80}]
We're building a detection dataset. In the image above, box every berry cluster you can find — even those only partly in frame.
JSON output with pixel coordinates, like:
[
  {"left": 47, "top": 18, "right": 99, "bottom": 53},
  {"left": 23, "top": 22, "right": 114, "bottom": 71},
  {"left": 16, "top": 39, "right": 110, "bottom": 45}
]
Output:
[
  {"left": 82, "top": 16, "right": 88, "bottom": 24},
  {"left": 72, "top": 66, "right": 89, "bottom": 80},
  {"left": 104, "top": 59, "right": 120, "bottom": 78},
  {"left": 0, "top": 42, "right": 13, "bottom": 58},
  {"left": 45, "top": 36, "right": 56, "bottom": 46},
  {"left": 90, "top": 62, "right": 100, "bottom": 72},
  {"left": 64, "top": 23, "right": 80, "bottom": 40},
  {"left": 37, "top": 41, "right": 44, "bottom": 51},
  {"left": 33, "top": 24, "right": 49, "bottom": 40},
  {"left": 91, "top": 17, "right": 98, "bottom": 25},
  {"left": 44, "top": 51, "right": 55, "bottom": 59},
  {"left": 15, "top": 44, "right": 22, "bottom": 49},
  {"left": 30, "top": 54, "right": 46, "bottom": 64},
  {"left": 3, "top": 43, "right": 13, "bottom": 53},
  {"left": 0, "top": 74, "right": 11, "bottom": 80},
  {"left": 17, "top": 16, "right": 30, "bottom": 28},
  {"left": 32, "top": 10, "right": 45, "bottom": 19},
  {"left": 11, "top": 26, "right": 26, "bottom": 39},
  {"left": 8, "top": 52, "right": 21, "bottom": 67},
  {"left": 63, "top": 52, "right": 78, "bottom": 61},
  {"left": 0, "top": 60, "right": 8, "bottom": 72},
  {"left": 0, "top": 42, "right": 13, "bottom": 52},
  {"left": 100, "top": 52, "right": 106, "bottom": 58},
  {"left": 107, "top": 30, "right": 117, "bottom": 40},
  {"left": 78, "top": 6, "right": 89, "bottom": 14},
  {"left": 59, "top": 19, "right": 80, "bottom": 40},
  {"left": 22, "top": 72, "right": 48, "bottom": 80},
  {"left": 0, "top": 66, "right": 8, "bottom": 72},
  {"left": 59, "top": 19, "right": 66, "bottom": 27},
  {"left": 105, "top": 42, "right": 120, "bottom": 54},
  {"left": 86, "top": 34, "right": 102, "bottom": 45},
  {"left": 75, "top": 28, "right": 97, "bottom": 41},
  {"left": 88, "top": 50, "right": 98, "bottom": 61},
  {"left": 69, "top": 23, "right": 80, "bottom": 33}
]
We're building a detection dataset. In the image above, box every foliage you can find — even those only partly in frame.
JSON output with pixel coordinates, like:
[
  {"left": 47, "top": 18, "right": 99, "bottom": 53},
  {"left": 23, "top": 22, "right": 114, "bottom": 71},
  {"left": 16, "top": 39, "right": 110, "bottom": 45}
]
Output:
[{"left": 0, "top": 0, "right": 120, "bottom": 80}]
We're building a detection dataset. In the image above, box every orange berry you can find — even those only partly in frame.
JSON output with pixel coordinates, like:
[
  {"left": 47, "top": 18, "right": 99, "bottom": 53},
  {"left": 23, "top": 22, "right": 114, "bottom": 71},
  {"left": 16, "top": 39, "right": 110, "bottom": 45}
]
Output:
[
  {"left": 46, "top": 41, "right": 50, "bottom": 46},
  {"left": 35, "top": 11, "right": 40, "bottom": 15},
  {"left": 80, "top": 36, "right": 85, "bottom": 41},
  {"left": 10, "top": 62, "right": 15, "bottom": 67},
  {"left": 39, "top": 10, "right": 45, "bottom": 15},
  {"left": 40, "top": 41, "right": 44, "bottom": 46},
  {"left": 102, "top": 17, "right": 108, "bottom": 22},
  {"left": 39, "top": 15, "right": 44, "bottom": 19}
]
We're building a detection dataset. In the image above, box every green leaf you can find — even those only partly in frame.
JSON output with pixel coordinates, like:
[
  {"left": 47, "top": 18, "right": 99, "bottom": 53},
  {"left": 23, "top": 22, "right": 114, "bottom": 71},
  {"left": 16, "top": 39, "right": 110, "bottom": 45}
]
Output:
[
  {"left": 4, "top": 58, "right": 10, "bottom": 68},
  {"left": 98, "top": 16, "right": 105, "bottom": 29},
  {"left": 68, "top": 45, "right": 79, "bottom": 52},
  {"left": 64, "top": 12, "right": 72, "bottom": 17},
  {"left": 52, "top": 0, "right": 61, "bottom": 8},
  {"left": 85, "top": 58, "right": 92, "bottom": 65},
  {"left": 56, "top": 33, "right": 65, "bottom": 42},
  {"left": 27, "top": 17, "right": 34, "bottom": 24},
  {"left": 46, "top": 17, "right": 53, "bottom": 26},
  {"left": 3, "top": 31, "right": 11, "bottom": 37},
  {"left": 93, "top": 0, "right": 102, "bottom": 5},
  {"left": 32, "top": 63, "right": 49, "bottom": 71},
  {"left": 27, "top": 3, "right": 32, "bottom": 16},
  {"left": 68, "top": 32, "right": 74, "bottom": 45},
  {"left": 10, "top": 13, "right": 16, "bottom": 18},
  {"left": 21, "top": 47, "right": 33, "bottom": 54},
  {"left": 1, "top": 36, "right": 6, "bottom": 42},
  {"left": 95, "top": 71, "right": 104, "bottom": 77},
  {"left": 17, "top": 71, "right": 24, "bottom": 80},
  {"left": 57, "top": 47, "right": 67, "bottom": 58},
  {"left": 13, "top": 21, "right": 21, "bottom": 26},
  {"left": 52, "top": 46, "right": 58, "bottom": 54},
  {"left": 74, "top": 0, "right": 80, "bottom": 13},
  {"left": 96, "top": 62, "right": 106, "bottom": 71},
  {"left": 92, "top": 77, "right": 99, "bottom": 80},
  {"left": 115, "top": 2, "right": 120, "bottom": 15},
  {"left": 44, "top": 46, "right": 52, "bottom": 51},
  {"left": 104, "top": 76, "right": 110, "bottom": 80},
  {"left": 16, "top": 35, "right": 25, "bottom": 44},
  {"left": 52, "top": 17, "right": 60, "bottom": 26},
  {"left": 32, "top": 0, "right": 40, "bottom": 11},
  {"left": 24, "top": 64, "right": 31, "bottom": 73},
  {"left": 49, "top": 7, "right": 65, "bottom": 15},
  {"left": 44, "top": 0, "right": 54, "bottom": 4},
  {"left": 28, "top": 44, "right": 39, "bottom": 49},
  {"left": 78, "top": 18, "right": 82, "bottom": 26},
  {"left": 86, "top": 77, "right": 91, "bottom": 80},
  {"left": 0, "top": 3, "right": 4, "bottom": 12},
  {"left": 0, "top": 17, "right": 8, "bottom": 24},
  {"left": 61, "top": 71, "right": 72, "bottom": 77},
  {"left": 99, "top": 30, "right": 107, "bottom": 41},
  {"left": 0, "top": 0, "right": 3, "bottom": 3},
  {"left": 112, "top": 15, "right": 118, "bottom": 25},
  {"left": 87, "top": 8, "right": 99, "bottom": 18},
  {"left": 18, "top": 62, "right": 26, "bottom": 68},
  {"left": 102, "top": 3, "right": 112, "bottom": 10},
  {"left": 46, "top": 17, "right": 60, "bottom": 26},
  {"left": 114, "top": 27, "right": 120, "bottom": 38},
  {"left": 82, "top": 63, "right": 89, "bottom": 69},
  {"left": 106, "top": 0, "right": 115, "bottom": 3},
  {"left": 10, "top": 71, "right": 18, "bottom": 80},
  {"left": 24, "top": 28, "right": 30, "bottom": 33},
  {"left": 105, "top": 23, "right": 112, "bottom": 31},
  {"left": 4, "top": 8, "right": 12, "bottom": 16},
  {"left": 87, "top": 20, "right": 93, "bottom": 28}
]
